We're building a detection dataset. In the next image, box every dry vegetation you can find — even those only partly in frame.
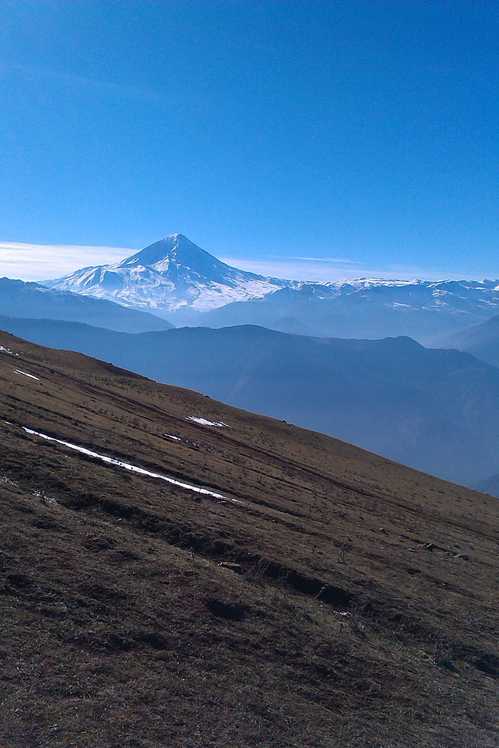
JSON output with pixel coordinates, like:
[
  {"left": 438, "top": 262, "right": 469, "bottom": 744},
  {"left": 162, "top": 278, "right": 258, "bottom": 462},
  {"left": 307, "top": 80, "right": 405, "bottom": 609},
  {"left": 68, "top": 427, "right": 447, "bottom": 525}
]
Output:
[{"left": 0, "top": 331, "right": 497, "bottom": 747}]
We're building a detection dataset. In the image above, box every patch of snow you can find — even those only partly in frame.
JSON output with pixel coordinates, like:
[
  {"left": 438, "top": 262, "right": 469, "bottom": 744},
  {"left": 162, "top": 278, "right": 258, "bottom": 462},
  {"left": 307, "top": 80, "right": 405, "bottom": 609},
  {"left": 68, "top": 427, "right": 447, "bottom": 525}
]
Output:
[
  {"left": 0, "top": 346, "right": 17, "bottom": 356},
  {"left": 22, "top": 427, "right": 237, "bottom": 502},
  {"left": 33, "top": 489, "right": 58, "bottom": 505},
  {"left": 0, "top": 474, "right": 16, "bottom": 487},
  {"left": 164, "top": 434, "right": 181, "bottom": 441},
  {"left": 187, "top": 416, "right": 228, "bottom": 427},
  {"left": 326, "top": 278, "right": 419, "bottom": 290},
  {"left": 15, "top": 369, "right": 40, "bottom": 381}
]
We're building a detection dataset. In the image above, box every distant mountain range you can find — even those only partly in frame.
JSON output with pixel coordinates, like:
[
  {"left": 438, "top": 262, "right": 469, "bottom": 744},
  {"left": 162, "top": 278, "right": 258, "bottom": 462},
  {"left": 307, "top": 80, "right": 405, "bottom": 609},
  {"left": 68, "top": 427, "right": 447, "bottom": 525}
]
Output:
[
  {"left": 2, "top": 315, "right": 499, "bottom": 487},
  {"left": 202, "top": 278, "right": 499, "bottom": 342},
  {"left": 0, "top": 277, "right": 173, "bottom": 333},
  {"left": 45, "top": 233, "right": 499, "bottom": 340}
]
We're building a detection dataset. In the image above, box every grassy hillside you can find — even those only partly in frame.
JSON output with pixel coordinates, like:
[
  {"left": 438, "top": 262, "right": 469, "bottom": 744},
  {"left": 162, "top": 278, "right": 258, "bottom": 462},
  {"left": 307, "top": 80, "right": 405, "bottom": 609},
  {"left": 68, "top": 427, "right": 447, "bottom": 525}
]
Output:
[
  {"left": 0, "top": 331, "right": 497, "bottom": 747},
  {"left": 2, "top": 318, "right": 499, "bottom": 485}
]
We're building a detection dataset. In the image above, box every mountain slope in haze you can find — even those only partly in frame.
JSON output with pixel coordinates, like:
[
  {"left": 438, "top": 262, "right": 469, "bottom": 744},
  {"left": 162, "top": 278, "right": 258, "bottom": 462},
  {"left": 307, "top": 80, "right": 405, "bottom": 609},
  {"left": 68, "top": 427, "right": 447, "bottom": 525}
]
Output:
[
  {"left": 0, "top": 277, "right": 173, "bottom": 333},
  {"left": 201, "top": 278, "right": 499, "bottom": 342},
  {"left": 46, "top": 233, "right": 288, "bottom": 316},
  {"left": 438, "top": 314, "right": 499, "bottom": 367},
  {"left": 0, "top": 331, "right": 497, "bottom": 747},
  {"left": 3, "top": 316, "right": 499, "bottom": 486}
]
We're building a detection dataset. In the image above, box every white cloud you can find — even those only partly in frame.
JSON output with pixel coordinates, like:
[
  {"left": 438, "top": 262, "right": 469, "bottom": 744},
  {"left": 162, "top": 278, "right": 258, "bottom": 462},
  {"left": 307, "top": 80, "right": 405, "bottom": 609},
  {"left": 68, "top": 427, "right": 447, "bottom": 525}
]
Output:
[
  {"left": 220, "top": 256, "right": 363, "bottom": 281},
  {"left": 220, "top": 255, "right": 413, "bottom": 282},
  {"left": 0, "top": 241, "right": 131, "bottom": 281}
]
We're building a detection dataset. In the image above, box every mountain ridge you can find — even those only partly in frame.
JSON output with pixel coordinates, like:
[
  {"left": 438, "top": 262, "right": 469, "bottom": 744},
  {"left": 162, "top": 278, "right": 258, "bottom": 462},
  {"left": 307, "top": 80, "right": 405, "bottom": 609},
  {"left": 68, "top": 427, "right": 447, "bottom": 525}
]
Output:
[
  {"left": 201, "top": 277, "right": 499, "bottom": 341},
  {"left": 0, "top": 277, "right": 173, "bottom": 333},
  {"left": 437, "top": 314, "right": 499, "bottom": 368},
  {"left": 44, "top": 233, "right": 499, "bottom": 337}
]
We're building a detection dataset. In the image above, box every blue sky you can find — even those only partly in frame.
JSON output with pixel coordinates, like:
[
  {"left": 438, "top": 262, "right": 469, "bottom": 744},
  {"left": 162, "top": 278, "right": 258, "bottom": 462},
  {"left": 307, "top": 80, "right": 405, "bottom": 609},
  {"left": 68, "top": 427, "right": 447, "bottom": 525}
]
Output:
[{"left": 1, "top": 0, "right": 498, "bottom": 281}]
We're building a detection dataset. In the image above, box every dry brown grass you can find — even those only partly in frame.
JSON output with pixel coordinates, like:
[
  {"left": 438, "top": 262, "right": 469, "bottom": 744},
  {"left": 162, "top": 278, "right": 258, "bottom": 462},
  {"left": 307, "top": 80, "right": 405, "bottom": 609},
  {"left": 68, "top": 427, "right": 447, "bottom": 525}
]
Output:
[{"left": 0, "top": 330, "right": 497, "bottom": 747}]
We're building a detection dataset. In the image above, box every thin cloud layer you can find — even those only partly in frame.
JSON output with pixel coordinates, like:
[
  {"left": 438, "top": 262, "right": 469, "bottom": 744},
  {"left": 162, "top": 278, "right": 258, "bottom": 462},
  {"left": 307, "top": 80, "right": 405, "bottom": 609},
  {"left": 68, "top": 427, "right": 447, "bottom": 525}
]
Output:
[
  {"left": 219, "top": 255, "right": 485, "bottom": 283},
  {"left": 0, "top": 241, "right": 131, "bottom": 281},
  {"left": 220, "top": 256, "right": 365, "bottom": 282}
]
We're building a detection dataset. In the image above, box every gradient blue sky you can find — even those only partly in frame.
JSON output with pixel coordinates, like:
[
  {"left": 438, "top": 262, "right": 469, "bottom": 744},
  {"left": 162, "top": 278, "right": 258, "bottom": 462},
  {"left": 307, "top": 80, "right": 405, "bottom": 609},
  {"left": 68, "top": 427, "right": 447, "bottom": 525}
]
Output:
[{"left": 1, "top": 0, "right": 498, "bottom": 281}]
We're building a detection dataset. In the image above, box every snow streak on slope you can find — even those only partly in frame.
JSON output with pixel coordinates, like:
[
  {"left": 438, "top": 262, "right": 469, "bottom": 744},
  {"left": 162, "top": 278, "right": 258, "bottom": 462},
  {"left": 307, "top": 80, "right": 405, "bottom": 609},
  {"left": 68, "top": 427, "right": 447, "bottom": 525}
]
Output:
[
  {"left": 187, "top": 416, "right": 228, "bottom": 427},
  {"left": 15, "top": 369, "right": 40, "bottom": 381},
  {"left": 22, "top": 427, "right": 238, "bottom": 502}
]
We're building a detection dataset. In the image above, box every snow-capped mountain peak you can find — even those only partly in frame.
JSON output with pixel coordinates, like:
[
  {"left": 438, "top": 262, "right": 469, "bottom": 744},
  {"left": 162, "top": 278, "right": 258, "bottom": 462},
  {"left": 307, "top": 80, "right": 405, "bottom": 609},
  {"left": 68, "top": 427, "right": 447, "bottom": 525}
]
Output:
[
  {"left": 120, "top": 233, "right": 248, "bottom": 282},
  {"left": 45, "top": 234, "right": 288, "bottom": 317},
  {"left": 121, "top": 233, "right": 206, "bottom": 270}
]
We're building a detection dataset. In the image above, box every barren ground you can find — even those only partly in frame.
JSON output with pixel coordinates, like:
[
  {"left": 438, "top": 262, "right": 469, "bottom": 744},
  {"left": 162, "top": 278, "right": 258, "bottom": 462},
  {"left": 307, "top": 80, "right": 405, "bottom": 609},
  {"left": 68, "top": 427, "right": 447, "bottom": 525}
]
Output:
[{"left": 0, "top": 331, "right": 497, "bottom": 747}]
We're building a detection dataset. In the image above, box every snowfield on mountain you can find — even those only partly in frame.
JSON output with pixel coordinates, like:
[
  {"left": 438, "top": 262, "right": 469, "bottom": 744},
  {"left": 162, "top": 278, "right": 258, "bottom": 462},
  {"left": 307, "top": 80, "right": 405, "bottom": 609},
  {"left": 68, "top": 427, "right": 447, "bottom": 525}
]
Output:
[{"left": 46, "top": 233, "right": 290, "bottom": 316}]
